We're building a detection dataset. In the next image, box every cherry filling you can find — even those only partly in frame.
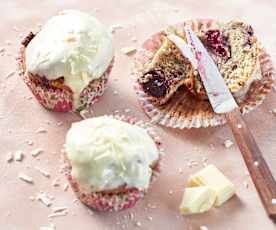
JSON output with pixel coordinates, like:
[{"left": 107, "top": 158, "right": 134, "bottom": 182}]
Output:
[
  {"left": 141, "top": 70, "right": 168, "bottom": 98},
  {"left": 205, "top": 30, "right": 230, "bottom": 58}
]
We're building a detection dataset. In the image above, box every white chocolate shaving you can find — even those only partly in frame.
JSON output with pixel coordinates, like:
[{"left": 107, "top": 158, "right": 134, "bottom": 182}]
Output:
[{"left": 18, "top": 173, "right": 33, "bottom": 184}]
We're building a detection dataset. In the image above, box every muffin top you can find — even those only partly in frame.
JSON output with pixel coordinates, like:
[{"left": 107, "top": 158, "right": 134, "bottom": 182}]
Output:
[
  {"left": 25, "top": 10, "right": 113, "bottom": 107},
  {"left": 65, "top": 116, "right": 160, "bottom": 192}
]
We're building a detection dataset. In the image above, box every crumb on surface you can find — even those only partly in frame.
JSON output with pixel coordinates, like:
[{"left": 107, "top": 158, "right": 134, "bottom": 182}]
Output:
[
  {"left": 37, "top": 193, "right": 52, "bottom": 207},
  {"left": 48, "top": 210, "right": 68, "bottom": 218},
  {"left": 121, "top": 46, "right": 137, "bottom": 55},
  {"left": 110, "top": 24, "right": 124, "bottom": 33},
  {"left": 18, "top": 173, "right": 33, "bottom": 184},
  {"left": 31, "top": 148, "right": 44, "bottom": 157},
  {"left": 35, "top": 167, "right": 50, "bottom": 178},
  {"left": 35, "top": 127, "right": 47, "bottom": 133},
  {"left": 224, "top": 139, "right": 234, "bottom": 148},
  {"left": 5, "top": 71, "right": 16, "bottom": 79},
  {"left": 14, "top": 150, "right": 24, "bottom": 161},
  {"left": 6, "top": 152, "right": 13, "bottom": 162}
]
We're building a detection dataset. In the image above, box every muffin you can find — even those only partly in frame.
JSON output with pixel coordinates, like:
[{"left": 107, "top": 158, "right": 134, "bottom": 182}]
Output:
[
  {"left": 137, "top": 20, "right": 260, "bottom": 104},
  {"left": 133, "top": 19, "right": 274, "bottom": 128},
  {"left": 18, "top": 10, "right": 114, "bottom": 112},
  {"left": 64, "top": 116, "right": 162, "bottom": 211},
  {"left": 138, "top": 36, "right": 195, "bottom": 105}
]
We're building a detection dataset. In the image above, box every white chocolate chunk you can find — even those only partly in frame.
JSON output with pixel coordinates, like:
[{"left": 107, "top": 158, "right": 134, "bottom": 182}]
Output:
[
  {"left": 179, "top": 186, "right": 216, "bottom": 215},
  {"left": 188, "top": 165, "right": 235, "bottom": 206}
]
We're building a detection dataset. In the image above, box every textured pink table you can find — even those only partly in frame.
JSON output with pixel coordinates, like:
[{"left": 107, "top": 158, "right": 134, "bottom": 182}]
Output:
[{"left": 1, "top": 0, "right": 276, "bottom": 229}]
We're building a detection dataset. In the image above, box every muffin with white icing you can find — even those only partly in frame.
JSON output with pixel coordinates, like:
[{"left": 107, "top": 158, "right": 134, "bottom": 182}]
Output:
[
  {"left": 18, "top": 10, "right": 114, "bottom": 112},
  {"left": 64, "top": 116, "right": 162, "bottom": 211}
]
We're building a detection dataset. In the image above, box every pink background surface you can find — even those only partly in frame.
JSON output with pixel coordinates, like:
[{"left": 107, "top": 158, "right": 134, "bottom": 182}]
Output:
[{"left": 1, "top": 0, "right": 276, "bottom": 229}]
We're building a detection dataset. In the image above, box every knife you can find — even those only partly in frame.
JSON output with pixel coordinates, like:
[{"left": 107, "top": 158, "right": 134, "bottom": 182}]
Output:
[{"left": 169, "top": 29, "right": 276, "bottom": 220}]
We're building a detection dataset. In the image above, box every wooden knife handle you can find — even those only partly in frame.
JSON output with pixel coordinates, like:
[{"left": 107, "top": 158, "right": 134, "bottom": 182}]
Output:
[{"left": 226, "top": 108, "right": 276, "bottom": 220}]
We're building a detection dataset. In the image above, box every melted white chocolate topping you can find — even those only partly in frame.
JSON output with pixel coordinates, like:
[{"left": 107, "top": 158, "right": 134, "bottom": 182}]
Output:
[
  {"left": 65, "top": 116, "right": 159, "bottom": 192},
  {"left": 25, "top": 10, "right": 114, "bottom": 109}
]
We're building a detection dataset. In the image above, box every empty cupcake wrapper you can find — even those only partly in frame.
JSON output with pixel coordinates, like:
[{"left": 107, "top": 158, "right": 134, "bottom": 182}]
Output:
[
  {"left": 132, "top": 19, "right": 275, "bottom": 129},
  {"left": 64, "top": 115, "right": 163, "bottom": 212},
  {"left": 17, "top": 32, "right": 114, "bottom": 112}
]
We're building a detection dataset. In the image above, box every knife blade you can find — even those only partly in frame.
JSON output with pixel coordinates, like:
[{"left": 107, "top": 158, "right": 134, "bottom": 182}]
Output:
[
  {"left": 183, "top": 27, "right": 238, "bottom": 114},
  {"left": 169, "top": 28, "right": 276, "bottom": 220}
]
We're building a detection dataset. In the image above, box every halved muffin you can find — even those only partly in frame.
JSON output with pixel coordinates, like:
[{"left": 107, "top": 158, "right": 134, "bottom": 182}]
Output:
[
  {"left": 137, "top": 20, "right": 260, "bottom": 104},
  {"left": 64, "top": 116, "right": 162, "bottom": 211}
]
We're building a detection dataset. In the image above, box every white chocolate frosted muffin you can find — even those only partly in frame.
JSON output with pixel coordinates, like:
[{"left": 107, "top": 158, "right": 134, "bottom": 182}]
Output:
[
  {"left": 20, "top": 10, "right": 114, "bottom": 112},
  {"left": 64, "top": 116, "right": 162, "bottom": 211}
]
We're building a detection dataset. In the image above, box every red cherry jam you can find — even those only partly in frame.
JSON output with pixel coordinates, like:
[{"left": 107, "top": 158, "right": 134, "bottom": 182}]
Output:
[
  {"left": 205, "top": 30, "right": 230, "bottom": 58},
  {"left": 141, "top": 70, "right": 168, "bottom": 98}
]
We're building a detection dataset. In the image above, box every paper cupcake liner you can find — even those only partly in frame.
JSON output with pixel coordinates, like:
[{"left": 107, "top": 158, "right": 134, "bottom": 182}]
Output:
[
  {"left": 133, "top": 19, "right": 275, "bottom": 128},
  {"left": 64, "top": 115, "right": 163, "bottom": 212},
  {"left": 17, "top": 32, "right": 114, "bottom": 112}
]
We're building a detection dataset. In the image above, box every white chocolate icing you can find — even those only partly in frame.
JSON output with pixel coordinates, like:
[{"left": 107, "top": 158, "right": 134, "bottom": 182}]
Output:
[
  {"left": 25, "top": 10, "right": 114, "bottom": 109},
  {"left": 65, "top": 116, "right": 159, "bottom": 192}
]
